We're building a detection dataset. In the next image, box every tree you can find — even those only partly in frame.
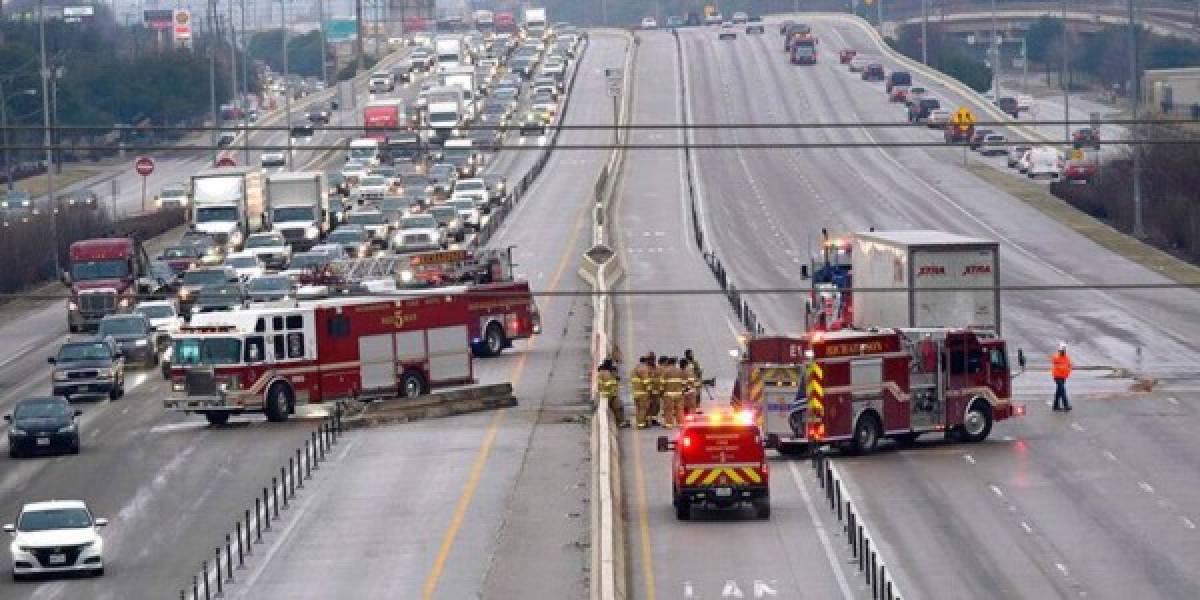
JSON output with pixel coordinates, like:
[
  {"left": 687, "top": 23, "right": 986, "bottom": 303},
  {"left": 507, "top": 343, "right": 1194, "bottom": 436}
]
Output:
[
  {"left": 248, "top": 29, "right": 323, "bottom": 77},
  {"left": 1025, "top": 16, "right": 1063, "bottom": 64}
]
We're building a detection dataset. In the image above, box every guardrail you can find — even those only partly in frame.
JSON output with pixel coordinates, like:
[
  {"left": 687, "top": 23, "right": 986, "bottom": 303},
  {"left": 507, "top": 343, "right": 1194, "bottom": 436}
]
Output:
[
  {"left": 339, "top": 383, "right": 517, "bottom": 428},
  {"left": 177, "top": 409, "right": 343, "bottom": 600},
  {"left": 812, "top": 450, "right": 906, "bottom": 600}
]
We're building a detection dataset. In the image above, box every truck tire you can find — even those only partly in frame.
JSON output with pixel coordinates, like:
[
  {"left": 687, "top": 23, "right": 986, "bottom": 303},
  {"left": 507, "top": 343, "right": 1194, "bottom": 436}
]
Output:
[
  {"left": 265, "top": 384, "right": 292, "bottom": 423},
  {"left": 674, "top": 495, "right": 691, "bottom": 521},
  {"left": 482, "top": 323, "right": 506, "bottom": 357},
  {"left": 850, "top": 412, "right": 881, "bottom": 455},
  {"left": 400, "top": 370, "right": 427, "bottom": 399},
  {"left": 753, "top": 497, "right": 771, "bottom": 519},
  {"left": 204, "top": 412, "right": 230, "bottom": 426},
  {"left": 961, "top": 399, "right": 993, "bottom": 443}
]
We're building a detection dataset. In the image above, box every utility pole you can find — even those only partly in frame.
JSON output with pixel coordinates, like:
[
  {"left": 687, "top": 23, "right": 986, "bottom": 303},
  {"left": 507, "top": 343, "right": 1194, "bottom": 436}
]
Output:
[
  {"left": 1129, "top": 0, "right": 1143, "bottom": 238},
  {"left": 921, "top": 0, "right": 929, "bottom": 65},
  {"left": 317, "top": 0, "right": 329, "bottom": 86},
  {"left": 1062, "top": 0, "right": 1070, "bottom": 142},
  {"left": 280, "top": 0, "right": 293, "bottom": 171},
  {"left": 209, "top": 0, "right": 219, "bottom": 164},
  {"left": 38, "top": 0, "right": 60, "bottom": 271},
  {"left": 355, "top": 0, "right": 365, "bottom": 73},
  {"left": 990, "top": 0, "right": 999, "bottom": 98},
  {"left": 1, "top": 79, "right": 13, "bottom": 192},
  {"left": 228, "top": 1, "right": 239, "bottom": 133},
  {"left": 240, "top": 0, "right": 250, "bottom": 166}
]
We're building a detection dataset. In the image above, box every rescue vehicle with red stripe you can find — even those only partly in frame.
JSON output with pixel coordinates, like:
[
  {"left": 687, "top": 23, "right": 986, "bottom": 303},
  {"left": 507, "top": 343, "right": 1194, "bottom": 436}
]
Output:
[
  {"left": 731, "top": 328, "right": 1025, "bottom": 456},
  {"left": 164, "top": 294, "right": 475, "bottom": 425},
  {"left": 658, "top": 411, "right": 771, "bottom": 520}
]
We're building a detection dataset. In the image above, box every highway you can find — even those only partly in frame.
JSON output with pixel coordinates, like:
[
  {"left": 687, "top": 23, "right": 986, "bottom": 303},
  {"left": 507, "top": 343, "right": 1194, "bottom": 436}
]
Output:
[
  {"left": 0, "top": 35, "right": 602, "bottom": 598},
  {"left": 190, "top": 32, "right": 628, "bottom": 599},
  {"left": 637, "top": 16, "right": 1200, "bottom": 599}
]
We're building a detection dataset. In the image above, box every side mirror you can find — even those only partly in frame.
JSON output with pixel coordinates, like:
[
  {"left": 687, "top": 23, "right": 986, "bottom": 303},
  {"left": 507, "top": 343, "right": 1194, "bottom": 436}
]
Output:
[
  {"left": 47, "top": 357, "right": 56, "bottom": 364},
  {"left": 2, "top": 524, "right": 14, "bottom": 533},
  {"left": 800, "top": 264, "right": 809, "bottom": 279},
  {"left": 656, "top": 435, "right": 673, "bottom": 452},
  {"left": 1017, "top": 348, "right": 1026, "bottom": 370},
  {"left": 94, "top": 518, "right": 108, "bottom": 527}
]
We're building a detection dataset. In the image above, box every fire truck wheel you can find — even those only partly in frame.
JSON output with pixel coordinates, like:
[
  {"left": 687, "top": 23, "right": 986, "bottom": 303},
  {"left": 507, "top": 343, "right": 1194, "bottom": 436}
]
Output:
[
  {"left": 400, "top": 370, "right": 428, "bottom": 399},
  {"left": 753, "top": 497, "right": 771, "bottom": 519},
  {"left": 961, "top": 400, "right": 993, "bottom": 443},
  {"left": 674, "top": 496, "right": 691, "bottom": 521},
  {"left": 483, "top": 323, "right": 506, "bottom": 357},
  {"left": 265, "top": 384, "right": 292, "bottom": 423},
  {"left": 850, "top": 412, "right": 881, "bottom": 455},
  {"left": 204, "top": 412, "right": 231, "bottom": 426}
]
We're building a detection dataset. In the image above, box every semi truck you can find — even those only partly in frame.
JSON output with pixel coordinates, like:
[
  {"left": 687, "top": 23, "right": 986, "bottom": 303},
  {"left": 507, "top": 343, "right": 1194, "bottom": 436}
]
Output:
[
  {"left": 264, "top": 172, "right": 330, "bottom": 252},
  {"left": 363, "top": 98, "right": 407, "bottom": 141},
  {"left": 435, "top": 35, "right": 464, "bottom": 70},
  {"left": 523, "top": 7, "right": 547, "bottom": 37},
  {"left": 495, "top": 11, "right": 516, "bottom": 32},
  {"left": 851, "top": 230, "right": 1000, "bottom": 334},
  {"left": 190, "top": 167, "right": 264, "bottom": 251},
  {"left": 63, "top": 238, "right": 162, "bottom": 332}
]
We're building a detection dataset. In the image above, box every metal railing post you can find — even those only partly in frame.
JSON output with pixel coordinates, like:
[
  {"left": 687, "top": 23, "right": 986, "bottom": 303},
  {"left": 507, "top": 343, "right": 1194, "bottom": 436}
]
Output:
[{"left": 214, "top": 548, "right": 223, "bottom": 596}]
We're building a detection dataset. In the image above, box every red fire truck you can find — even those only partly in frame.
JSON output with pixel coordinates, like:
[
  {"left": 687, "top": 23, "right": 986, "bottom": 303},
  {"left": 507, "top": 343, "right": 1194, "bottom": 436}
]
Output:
[
  {"left": 731, "top": 328, "right": 1024, "bottom": 455},
  {"left": 306, "top": 248, "right": 541, "bottom": 357},
  {"left": 164, "top": 294, "right": 475, "bottom": 425}
]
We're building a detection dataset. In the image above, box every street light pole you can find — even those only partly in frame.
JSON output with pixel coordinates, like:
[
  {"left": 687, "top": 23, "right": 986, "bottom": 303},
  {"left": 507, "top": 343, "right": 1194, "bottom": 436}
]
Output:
[
  {"left": 280, "top": 0, "right": 293, "bottom": 171},
  {"left": 38, "top": 0, "right": 61, "bottom": 271},
  {"left": 1, "top": 79, "right": 12, "bottom": 192},
  {"left": 208, "top": 0, "right": 219, "bottom": 164},
  {"left": 1129, "top": 0, "right": 1144, "bottom": 237},
  {"left": 1062, "top": 0, "right": 1070, "bottom": 142},
  {"left": 991, "top": 0, "right": 999, "bottom": 98},
  {"left": 240, "top": 0, "right": 250, "bottom": 166},
  {"left": 317, "top": 0, "right": 329, "bottom": 86},
  {"left": 921, "top": 0, "right": 928, "bottom": 65}
]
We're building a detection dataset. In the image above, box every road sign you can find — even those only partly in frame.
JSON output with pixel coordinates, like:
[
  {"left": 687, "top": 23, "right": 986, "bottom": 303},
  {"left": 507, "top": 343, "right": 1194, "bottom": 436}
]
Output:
[
  {"left": 326, "top": 18, "right": 358, "bottom": 43},
  {"left": 173, "top": 9, "right": 192, "bottom": 40},
  {"left": 216, "top": 157, "right": 236, "bottom": 167},
  {"left": 951, "top": 107, "right": 975, "bottom": 125},
  {"left": 134, "top": 156, "right": 155, "bottom": 176},
  {"left": 1069, "top": 148, "right": 1085, "bottom": 161}
]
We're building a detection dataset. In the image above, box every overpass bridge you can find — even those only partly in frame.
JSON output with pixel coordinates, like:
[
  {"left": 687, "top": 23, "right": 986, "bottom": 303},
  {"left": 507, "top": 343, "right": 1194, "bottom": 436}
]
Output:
[{"left": 886, "top": 5, "right": 1199, "bottom": 42}]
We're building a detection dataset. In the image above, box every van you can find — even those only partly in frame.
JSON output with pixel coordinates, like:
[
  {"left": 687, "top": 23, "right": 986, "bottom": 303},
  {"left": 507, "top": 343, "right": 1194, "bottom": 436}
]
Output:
[{"left": 1026, "top": 146, "right": 1063, "bottom": 180}]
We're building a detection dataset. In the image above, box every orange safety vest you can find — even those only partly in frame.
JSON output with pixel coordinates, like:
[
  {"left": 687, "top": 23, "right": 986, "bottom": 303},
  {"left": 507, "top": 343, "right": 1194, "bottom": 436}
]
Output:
[{"left": 1051, "top": 353, "right": 1072, "bottom": 379}]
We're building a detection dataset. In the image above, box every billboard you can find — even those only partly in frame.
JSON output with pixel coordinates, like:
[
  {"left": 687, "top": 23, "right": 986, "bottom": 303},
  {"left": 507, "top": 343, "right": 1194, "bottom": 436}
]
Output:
[
  {"left": 144, "top": 9, "right": 173, "bottom": 29},
  {"left": 325, "top": 18, "right": 358, "bottom": 42},
  {"left": 173, "top": 9, "right": 193, "bottom": 40},
  {"left": 62, "top": 6, "right": 94, "bottom": 17}
]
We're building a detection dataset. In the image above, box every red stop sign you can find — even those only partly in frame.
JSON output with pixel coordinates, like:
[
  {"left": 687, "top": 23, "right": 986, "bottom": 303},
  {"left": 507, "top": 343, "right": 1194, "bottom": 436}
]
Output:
[
  {"left": 134, "top": 156, "right": 155, "bottom": 176},
  {"left": 216, "top": 157, "right": 236, "bottom": 167}
]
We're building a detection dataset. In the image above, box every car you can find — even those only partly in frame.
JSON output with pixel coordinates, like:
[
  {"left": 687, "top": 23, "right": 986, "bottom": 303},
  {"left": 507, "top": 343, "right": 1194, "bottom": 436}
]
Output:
[
  {"left": 732, "top": 11, "right": 748, "bottom": 24},
  {"left": 155, "top": 183, "right": 189, "bottom": 208},
  {"left": 6, "top": 397, "right": 82, "bottom": 458},
  {"left": 908, "top": 98, "right": 941, "bottom": 123},
  {"left": 1073, "top": 127, "right": 1101, "bottom": 150},
  {"left": 191, "top": 283, "right": 247, "bottom": 314},
  {"left": 745, "top": 16, "right": 765, "bottom": 34},
  {"left": 718, "top": 22, "right": 737, "bottom": 40},
  {"left": 640, "top": 16, "right": 658, "bottom": 30},
  {"left": 442, "top": 143, "right": 482, "bottom": 178},
  {"left": 862, "top": 63, "right": 885, "bottom": 81},
  {"left": 133, "top": 300, "right": 183, "bottom": 348},
  {"left": 657, "top": 410, "right": 769, "bottom": 520},
  {"left": 391, "top": 213, "right": 446, "bottom": 253},
  {"left": 306, "top": 109, "right": 331, "bottom": 124},
  {"left": 839, "top": 49, "right": 857, "bottom": 64},
  {"left": 926, "top": 108, "right": 951, "bottom": 127},
  {"left": 428, "top": 205, "right": 466, "bottom": 242},
  {"left": 520, "top": 113, "right": 546, "bottom": 136},
  {"left": 341, "top": 161, "right": 370, "bottom": 186},
  {"left": 968, "top": 128, "right": 995, "bottom": 151},
  {"left": 778, "top": 19, "right": 794, "bottom": 35},
  {"left": 282, "top": 250, "right": 333, "bottom": 278},
  {"left": 245, "top": 274, "right": 294, "bottom": 304},
  {"left": 223, "top": 251, "right": 266, "bottom": 280},
  {"left": 326, "top": 226, "right": 372, "bottom": 258},
  {"left": 482, "top": 173, "right": 508, "bottom": 203},
  {"left": 995, "top": 96, "right": 1019, "bottom": 118},
  {"left": 428, "top": 164, "right": 459, "bottom": 196},
  {"left": 177, "top": 267, "right": 238, "bottom": 314},
  {"left": 1007, "top": 145, "right": 1032, "bottom": 169},
  {"left": 1025, "top": 146, "right": 1064, "bottom": 180},
  {"left": 159, "top": 244, "right": 208, "bottom": 274},
  {"left": 351, "top": 174, "right": 390, "bottom": 204},
  {"left": 179, "top": 231, "right": 225, "bottom": 264},
  {"left": 345, "top": 209, "right": 390, "bottom": 245},
  {"left": 530, "top": 92, "right": 558, "bottom": 115},
  {"left": 447, "top": 198, "right": 482, "bottom": 231},
  {"left": 849, "top": 56, "right": 868, "bottom": 72},
  {"left": 5, "top": 500, "right": 107, "bottom": 579},
  {"left": 885, "top": 71, "right": 912, "bottom": 94},
  {"left": 396, "top": 172, "right": 435, "bottom": 199},
  {"left": 242, "top": 231, "right": 292, "bottom": 269},
  {"left": 217, "top": 131, "right": 236, "bottom": 147},
  {"left": 451, "top": 185, "right": 489, "bottom": 216},
  {"left": 889, "top": 84, "right": 910, "bottom": 103},
  {"left": 96, "top": 314, "right": 158, "bottom": 366},
  {"left": 979, "top": 133, "right": 1007, "bottom": 156},
  {"left": 48, "top": 337, "right": 125, "bottom": 401},
  {"left": 1064, "top": 159, "right": 1098, "bottom": 182}
]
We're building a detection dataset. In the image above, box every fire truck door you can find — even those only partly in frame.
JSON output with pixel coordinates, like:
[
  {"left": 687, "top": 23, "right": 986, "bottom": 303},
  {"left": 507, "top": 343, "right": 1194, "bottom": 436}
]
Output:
[
  {"left": 910, "top": 338, "right": 943, "bottom": 429},
  {"left": 850, "top": 358, "right": 884, "bottom": 431},
  {"left": 359, "top": 334, "right": 398, "bottom": 390}
]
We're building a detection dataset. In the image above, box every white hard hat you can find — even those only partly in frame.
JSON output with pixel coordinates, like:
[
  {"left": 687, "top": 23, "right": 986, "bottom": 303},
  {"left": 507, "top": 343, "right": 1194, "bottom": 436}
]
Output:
[{"left": 1058, "top": 341, "right": 1068, "bottom": 351}]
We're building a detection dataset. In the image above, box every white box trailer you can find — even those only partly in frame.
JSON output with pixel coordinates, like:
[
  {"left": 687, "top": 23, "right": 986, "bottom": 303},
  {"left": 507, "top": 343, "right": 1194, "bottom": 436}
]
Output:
[{"left": 852, "top": 230, "right": 1001, "bottom": 334}]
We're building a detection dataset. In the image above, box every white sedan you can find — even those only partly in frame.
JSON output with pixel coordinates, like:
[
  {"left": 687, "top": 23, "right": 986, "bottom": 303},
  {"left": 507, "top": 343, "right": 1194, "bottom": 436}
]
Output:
[
  {"left": 7, "top": 500, "right": 108, "bottom": 580},
  {"left": 223, "top": 251, "right": 266, "bottom": 280}
]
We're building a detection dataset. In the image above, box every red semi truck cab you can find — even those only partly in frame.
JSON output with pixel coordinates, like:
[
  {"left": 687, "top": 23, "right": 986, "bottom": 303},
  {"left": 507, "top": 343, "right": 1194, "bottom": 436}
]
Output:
[
  {"left": 658, "top": 410, "right": 770, "bottom": 520},
  {"left": 363, "top": 99, "right": 406, "bottom": 142},
  {"left": 64, "top": 238, "right": 154, "bottom": 332}
]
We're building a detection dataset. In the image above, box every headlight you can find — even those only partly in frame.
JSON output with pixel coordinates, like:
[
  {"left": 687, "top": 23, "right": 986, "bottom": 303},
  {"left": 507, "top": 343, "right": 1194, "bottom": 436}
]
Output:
[
  {"left": 305, "top": 226, "right": 319, "bottom": 239},
  {"left": 53, "top": 370, "right": 68, "bottom": 381},
  {"left": 9, "top": 428, "right": 27, "bottom": 436},
  {"left": 496, "top": 181, "right": 505, "bottom": 191},
  {"left": 400, "top": 269, "right": 414, "bottom": 283},
  {"left": 134, "top": 339, "right": 148, "bottom": 347},
  {"left": 97, "top": 368, "right": 113, "bottom": 378},
  {"left": 172, "top": 383, "right": 185, "bottom": 392},
  {"left": 230, "top": 230, "right": 244, "bottom": 245},
  {"left": 68, "top": 301, "right": 78, "bottom": 311},
  {"left": 218, "top": 382, "right": 228, "bottom": 392},
  {"left": 179, "top": 289, "right": 191, "bottom": 299},
  {"left": 191, "top": 306, "right": 199, "bottom": 314},
  {"left": 118, "top": 297, "right": 132, "bottom": 309},
  {"left": 57, "top": 423, "right": 77, "bottom": 433}
]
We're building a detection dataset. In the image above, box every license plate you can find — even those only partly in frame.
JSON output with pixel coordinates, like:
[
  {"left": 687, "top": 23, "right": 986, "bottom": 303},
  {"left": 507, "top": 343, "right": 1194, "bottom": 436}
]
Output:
[
  {"left": 715, "top": 487, "right": 732, "bottom": 497},
  {"left": 48, "top": 553, "right": 67, "bottom": 565},
  {"left": 36, "top": 437, "right": 50, "bottom": 446}
]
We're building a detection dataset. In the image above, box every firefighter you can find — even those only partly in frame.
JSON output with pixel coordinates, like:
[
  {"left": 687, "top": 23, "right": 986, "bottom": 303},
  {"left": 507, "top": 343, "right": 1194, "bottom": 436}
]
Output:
[
  {"left": 597, "top": 358, "right": 627, "bottom": 427},
  {"left": 1051, "top": 342, "right": 1073, "bottom": 412},
  {"left": 631, "top": 356, "right": 652, "bottom": 428},
  {"left": 683, "top": 348, "right": 702, "bottom": 382},
  {"left": 648, "top": 354, "right": 665, "bottom": 426},
  {"left": 680, "top": 357, "right": 700, "bottom": 418},
  {"left": 663, "top": 357, "right": 685, "bottom": 428}
]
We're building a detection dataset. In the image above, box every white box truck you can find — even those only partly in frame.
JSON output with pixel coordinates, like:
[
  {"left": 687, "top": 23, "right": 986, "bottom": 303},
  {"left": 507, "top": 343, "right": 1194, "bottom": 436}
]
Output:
[
  {"left": 851, "top": 230, "right": 1001, "bottom": 333},
  {"left": 190, "top": 167, "right": 264, "bottom": 251},
  {"left": 435, "top": 35, "right": 464, "bottom": 70},
  {"left": 523, "top": 7, "right": 547, "bottom": 38},
  {"left": 264, "top": 171, "right": 329, "bottom": 251}
]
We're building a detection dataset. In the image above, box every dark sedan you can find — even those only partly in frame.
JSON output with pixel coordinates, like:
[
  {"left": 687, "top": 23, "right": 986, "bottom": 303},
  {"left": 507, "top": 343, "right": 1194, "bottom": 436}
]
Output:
[
  {"left": 191, "top": 283, "right": 247, "bottom": 314},
  {"left": 6, "top": 397, "right": 81, "bottom": 458},
  {"left": 97, "top": 314, "right": 158, "bottom": 367}
]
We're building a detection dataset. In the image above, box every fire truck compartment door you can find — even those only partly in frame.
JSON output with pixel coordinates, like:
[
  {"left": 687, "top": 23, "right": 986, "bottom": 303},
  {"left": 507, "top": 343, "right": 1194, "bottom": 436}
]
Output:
[
  {"left": 426, "top": 325, "right": 470, "bottom": 381},
  {"left": 359, "top": 334, "right": 397, "bottom": 389}
]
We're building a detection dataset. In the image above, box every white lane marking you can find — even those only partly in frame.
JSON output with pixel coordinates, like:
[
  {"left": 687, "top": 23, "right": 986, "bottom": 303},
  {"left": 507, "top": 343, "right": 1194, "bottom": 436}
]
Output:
[
  {"left": 1181, "top": 517, "right": 1197, "bottom": 530},
  {"left": 990, "top": 485, "right": 1004, "bottom": 498},
  {"left": 1056, "top": 563, "right": 1070, "bottom": 577},
  {"left": 963, "top": 454, "right": 976, "bottom": 465},
  {"left": 786, "top": 461, "right": 855, "bottom": 600},
  {"left": 1167, "top": 397, "right": 1179, "bottom": 405},
  {"left": 149, "top": 421, "right": 211, "bottom": 434},
  {"left": 0, "top": 338, "right": 48, "bottom": 370},
  {"left": 1101, "top": 450, "right": 1118, "bottom": 462},
  {"left": 725, "top": 317, "right": 742, "bottom": 340},
  {"left": 1138, "top": 481, "right": 1155, "bottom": 495},
  {"left": 1070, "top": 422, "right": 1086, "bottom": 432},
  {"left": 1020, "top": 521, "right": 1033, "bottom": 534}
]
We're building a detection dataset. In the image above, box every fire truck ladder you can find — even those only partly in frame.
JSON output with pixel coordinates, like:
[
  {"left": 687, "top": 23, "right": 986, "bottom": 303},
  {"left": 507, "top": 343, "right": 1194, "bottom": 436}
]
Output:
[{"left": 331, "top": 255, "right": 409, "bottom": 281}]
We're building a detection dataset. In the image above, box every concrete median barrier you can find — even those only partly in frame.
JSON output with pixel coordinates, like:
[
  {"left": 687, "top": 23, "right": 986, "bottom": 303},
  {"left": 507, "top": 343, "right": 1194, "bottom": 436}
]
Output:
[{"left": 338, "top": 383, "right": 518, "bottom": 429}]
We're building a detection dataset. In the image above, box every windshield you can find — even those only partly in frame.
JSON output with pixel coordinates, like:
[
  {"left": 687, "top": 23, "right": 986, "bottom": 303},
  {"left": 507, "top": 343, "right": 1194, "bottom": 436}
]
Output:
[
  {"left": 272, "top": 207, "right": 315, "bottom": 223},
  {"left": 246, "top": 236, "right": 285, "bottom": 249},
  {"left": 401, "top": 175, "right": 430, "bottom": 186},
  {"left": 58, "top": 342, "right": 111, "bottom": 362},
  {"left": 14, "top": 400, "right": 70, "bottom": 420},
  {"left": 795, "top": 46, "right": 814, "bottom": 56},
  {"left": 360, "top": 176, "right": 387, "bottom": 187},
  {"left": 449, "top": 200, "right": 475, "bottom": 211},
  {"left": 444, "top": 148, "right": 471, "bottom": 160},
  {"left": 161, "top": 188, "right": 187, "bottom": 198},
  {"left": 428, "top": 111, "right": 458, "bottom": 124},
  {"left": 348, "top": 212, "right": 385, "bottom": 225},
  {"left": 195, "top": 206, "right": 239, "bottom": 223},
  {"left": 172, "top": 337, "right": 242, "bottom": 366},
  {"left": 349, "top": 146, "right": 377, "bottom": 159},
  {"left": 98, "top": 318, "right": 144, "bottom": 335},
  {"left": 18, "top": 508, "right": 92, "bottom": 532},
  {"left": 456, "top": 180, "right": 485, "bottom": 191},
  {"left": 290, "top": 254, "right": 328, "bottom": 268},
  {"left": 329, "top": 230, "right": 365, "bottom": 243},
  {"left": 225, "top": 256, "right": 258, "bottom": 268},
  {"left": 248, "top": 276, "right": 290, "bottom": 292},
  {"left": 483, "top": 104, "right": 507, "bottom": 114},
  {"left": 892, "top": 73, "right": 912, "bottom": 85},
  {"left": 430, "top": 208, "right": 457, "bottom": 222},
  {"left": 70, "top": 259, "right": 129, "bottom": 281},
  {"left": 182, "top": 270, "right": 228, "bottom": 286},
  {"left": 135, "top": 304, "right": 174, "bottom": 319},
  {"left": 401, "top": 216, "right": 438, "bottom": 229}
]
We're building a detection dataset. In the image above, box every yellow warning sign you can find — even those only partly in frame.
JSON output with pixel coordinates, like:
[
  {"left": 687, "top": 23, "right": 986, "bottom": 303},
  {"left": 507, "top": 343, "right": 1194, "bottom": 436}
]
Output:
[
  {"left": 950, "top": 107, "right": 976, "bottom": 126},
  {"left": 1069, "top": 148, "right": 1085, "bottom": 161}
]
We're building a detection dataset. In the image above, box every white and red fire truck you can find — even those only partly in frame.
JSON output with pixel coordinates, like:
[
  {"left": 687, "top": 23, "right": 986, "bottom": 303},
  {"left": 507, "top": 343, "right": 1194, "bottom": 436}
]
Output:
[
  {"left": 731, "top": 328, "right": 1024, "bottom": 455},
  {"left": 301, "top": 248, "right": 541, "bottom": 357},
  {"left": 164, "top": 294, "right": 475, "bottom": 425}
]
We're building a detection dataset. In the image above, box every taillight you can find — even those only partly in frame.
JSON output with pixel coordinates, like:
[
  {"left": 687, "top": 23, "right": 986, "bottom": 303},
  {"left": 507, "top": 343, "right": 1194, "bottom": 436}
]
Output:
[{"left": 680, "top": 435, "right": 693, "bottom": 449}]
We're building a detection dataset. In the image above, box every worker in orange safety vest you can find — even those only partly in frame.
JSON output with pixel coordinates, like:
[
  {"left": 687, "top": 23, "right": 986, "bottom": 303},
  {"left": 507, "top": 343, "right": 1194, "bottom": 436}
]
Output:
[{"left": 1051, "top": 342, "right": 1073, "bottom": 412}]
